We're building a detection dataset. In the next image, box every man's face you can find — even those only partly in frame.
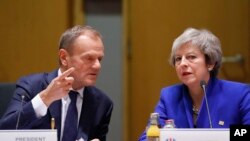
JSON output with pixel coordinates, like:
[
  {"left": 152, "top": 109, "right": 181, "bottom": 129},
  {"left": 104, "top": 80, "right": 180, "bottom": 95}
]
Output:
[{"left": 64, "top": 35, "right": 104, "bottom": 89}]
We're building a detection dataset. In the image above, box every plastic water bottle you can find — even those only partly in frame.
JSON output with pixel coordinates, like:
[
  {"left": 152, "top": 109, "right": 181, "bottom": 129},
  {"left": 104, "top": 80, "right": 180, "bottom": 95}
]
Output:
[{"left": 163, "top": 119, "right": 176, "bottom": 128}]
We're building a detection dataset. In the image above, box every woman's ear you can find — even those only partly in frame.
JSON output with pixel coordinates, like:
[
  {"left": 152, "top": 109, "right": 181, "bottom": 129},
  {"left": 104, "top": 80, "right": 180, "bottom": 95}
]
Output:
[{"left": 207, "top": 64, "right": 215, "bottom": 71}]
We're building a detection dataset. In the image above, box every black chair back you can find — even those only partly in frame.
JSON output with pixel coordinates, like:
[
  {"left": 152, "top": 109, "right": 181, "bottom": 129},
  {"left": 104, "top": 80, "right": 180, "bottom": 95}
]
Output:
[{"left": 0, "top": 83, "right": 16, "bottom": 118}]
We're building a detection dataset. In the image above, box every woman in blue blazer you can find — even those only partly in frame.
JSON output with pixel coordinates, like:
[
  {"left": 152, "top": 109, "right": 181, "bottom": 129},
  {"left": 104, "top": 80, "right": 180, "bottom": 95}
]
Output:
[{"left": 139, "top": 28, "right": 250, "bottom": 140}]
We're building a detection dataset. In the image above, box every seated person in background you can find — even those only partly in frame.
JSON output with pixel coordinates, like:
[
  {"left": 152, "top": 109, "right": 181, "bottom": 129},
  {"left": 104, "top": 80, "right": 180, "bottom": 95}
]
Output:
[
  {"left": 0, "top": 25, "right": 113, "bottom": 141},
  {"left": 139, "top": 27, "right": 250, "bottom": 140}
]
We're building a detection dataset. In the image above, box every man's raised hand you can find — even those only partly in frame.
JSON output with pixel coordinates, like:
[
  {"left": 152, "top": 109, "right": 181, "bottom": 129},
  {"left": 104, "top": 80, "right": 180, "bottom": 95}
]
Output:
[{"left": 39, "top": 67, "right": 75, "bottom": 106}]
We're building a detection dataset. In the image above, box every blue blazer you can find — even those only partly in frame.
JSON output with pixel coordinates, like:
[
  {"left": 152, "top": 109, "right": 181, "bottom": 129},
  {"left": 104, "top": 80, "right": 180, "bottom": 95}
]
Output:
[
  {"left": 139, "top": 77, "right": 250, "bottom": 140},
  {"left": 0, "top": 70, "right": 113, "bottom": 141}
]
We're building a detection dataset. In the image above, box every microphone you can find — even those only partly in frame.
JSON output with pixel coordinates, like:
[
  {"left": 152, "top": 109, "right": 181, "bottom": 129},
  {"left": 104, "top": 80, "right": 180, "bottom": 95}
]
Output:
[
  {"left": 200, "top": 80, "right": 213, "bottom": 128},
  {"left": 16, "top": 95, "right": 25, "bottom": 129}
]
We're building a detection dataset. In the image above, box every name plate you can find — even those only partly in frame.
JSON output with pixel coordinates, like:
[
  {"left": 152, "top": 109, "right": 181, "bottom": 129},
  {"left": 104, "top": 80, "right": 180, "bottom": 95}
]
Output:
[
  {"left": 160, "top": 128, "right": 229, "bottom": 141},
  {"left": 0, "top": 129, "right": 57, "bottom": 141}
]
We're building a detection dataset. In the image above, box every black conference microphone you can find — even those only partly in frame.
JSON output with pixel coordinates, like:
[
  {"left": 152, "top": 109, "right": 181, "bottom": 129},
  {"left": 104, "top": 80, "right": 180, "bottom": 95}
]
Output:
[
  {"left": 200, "top": 80, "right": 213, "bottom": 128},
  {"left": 16, "top": 95, "right": 25, "bottom": 129}
]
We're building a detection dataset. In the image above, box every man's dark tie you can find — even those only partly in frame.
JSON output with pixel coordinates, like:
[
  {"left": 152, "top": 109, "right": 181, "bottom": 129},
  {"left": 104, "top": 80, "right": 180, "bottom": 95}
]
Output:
[{"left": 62, "top": 90, "right": 78, "bottom": 141}]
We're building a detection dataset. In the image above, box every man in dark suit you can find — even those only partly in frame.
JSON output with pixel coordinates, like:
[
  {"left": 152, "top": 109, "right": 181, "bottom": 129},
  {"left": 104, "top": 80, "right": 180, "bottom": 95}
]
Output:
[{"left": 0, "top": 25, "right": 113, "bottom": 141}]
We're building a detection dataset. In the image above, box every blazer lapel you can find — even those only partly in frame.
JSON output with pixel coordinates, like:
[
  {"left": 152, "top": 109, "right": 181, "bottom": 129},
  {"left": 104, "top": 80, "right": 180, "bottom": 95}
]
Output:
[
  {"left": 49, "top": 100, "right": 62, "bottom": 140},
  {"left": 196, "top": 77, "right": 217, "bottom": 128},
  {"left": 45, "top": 70, "right": 58, "bottom": 85},
  {"left": 182, "top": 85, "right": 194, "bottom": 128},
  {"left": 77, "top": 87, "right": 98, "bottom": 140},
  {"left": 46, "top": 70, "right": 62, "bottom": 139}
]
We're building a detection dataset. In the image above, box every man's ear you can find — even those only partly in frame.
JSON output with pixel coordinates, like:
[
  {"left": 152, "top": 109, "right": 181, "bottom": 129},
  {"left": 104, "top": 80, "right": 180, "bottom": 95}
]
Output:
[{"left": 59, "top": 49, "right": 69, "bottom": 66}]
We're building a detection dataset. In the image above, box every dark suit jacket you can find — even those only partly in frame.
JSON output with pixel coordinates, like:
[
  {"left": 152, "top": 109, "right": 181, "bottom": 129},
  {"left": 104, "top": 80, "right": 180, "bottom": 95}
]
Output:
[
  {"left": 0, "top": 70, "right": 113, "bottom": 141},
  {"left": 138, "top": 77, "right": 250, "bottom": 141}
]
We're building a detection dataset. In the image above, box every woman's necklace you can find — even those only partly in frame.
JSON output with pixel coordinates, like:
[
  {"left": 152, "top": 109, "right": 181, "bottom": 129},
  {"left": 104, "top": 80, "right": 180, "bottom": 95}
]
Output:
[
  {"left": 192, "top": 105, "right": 199, "bottom": 115},
  {"left": 192, "top": 105, "right": 199, "bottom": 127}
]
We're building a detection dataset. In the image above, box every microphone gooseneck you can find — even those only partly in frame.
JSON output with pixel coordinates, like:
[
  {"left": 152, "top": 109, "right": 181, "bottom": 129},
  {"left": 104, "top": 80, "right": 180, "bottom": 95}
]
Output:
[
  {"left": 16, "top": 95, "right": 25, "bottom": 129},
  {"left": 200, "top": 80, "right": 206, "bottom": 89},
  {"left": 200, "top": 80, "right": 213, "bottom": 128}
]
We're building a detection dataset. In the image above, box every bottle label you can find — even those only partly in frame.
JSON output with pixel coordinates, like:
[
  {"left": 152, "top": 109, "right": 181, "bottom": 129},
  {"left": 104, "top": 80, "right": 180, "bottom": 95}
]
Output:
[{"left": 147, "top": 137, "right": 160, "bottom": 141}]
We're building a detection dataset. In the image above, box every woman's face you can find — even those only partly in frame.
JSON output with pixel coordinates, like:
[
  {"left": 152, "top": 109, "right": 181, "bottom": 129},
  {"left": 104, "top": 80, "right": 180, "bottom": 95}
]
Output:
[{"left": 174, "top": 43, "right": 212, "bottom": 87}]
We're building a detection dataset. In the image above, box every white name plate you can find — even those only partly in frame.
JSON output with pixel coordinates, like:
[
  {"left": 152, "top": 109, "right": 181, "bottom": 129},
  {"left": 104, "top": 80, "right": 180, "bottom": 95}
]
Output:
[
  {"left": 160, "top": 128, "right": 229, "bottom": 141},
  {"left": 0, "top": 129, "right": 57, "bottom": 141}
]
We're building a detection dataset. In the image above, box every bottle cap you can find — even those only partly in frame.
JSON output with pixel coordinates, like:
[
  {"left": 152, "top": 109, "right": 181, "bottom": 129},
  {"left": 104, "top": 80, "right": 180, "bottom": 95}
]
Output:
[{"left": 150, "top": 113, "right": 159, "bottom": 125}]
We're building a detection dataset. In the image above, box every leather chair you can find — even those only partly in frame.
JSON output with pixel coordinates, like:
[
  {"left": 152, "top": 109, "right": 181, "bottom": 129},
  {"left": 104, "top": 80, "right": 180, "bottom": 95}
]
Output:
[{"left": 0, "top": 83, "right": 16, "bottom": 118}]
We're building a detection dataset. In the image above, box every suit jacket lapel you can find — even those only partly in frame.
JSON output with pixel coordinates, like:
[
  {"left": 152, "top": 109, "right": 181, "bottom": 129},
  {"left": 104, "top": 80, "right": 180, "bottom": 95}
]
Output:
[
  {"left": 49, "top": 100, "right": 62, "bottom": 140},
  {"left": 77, "top": 87, "right": 99, "bottom": 140},
  {"left": 46, "top": 70, "right": 62, "bottom": 139},
  {"left": 45, "top": 70, "right": 58, "bottom": 84}
]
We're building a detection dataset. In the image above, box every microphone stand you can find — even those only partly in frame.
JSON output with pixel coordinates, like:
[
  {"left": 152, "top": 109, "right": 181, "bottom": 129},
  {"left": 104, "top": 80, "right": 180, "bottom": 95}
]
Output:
[
  {"left": 16, "top": 95, "right": 25, "bottom": 129},
  {"left": 200, "top": 81, "right": 213, "bottom": 128}
]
